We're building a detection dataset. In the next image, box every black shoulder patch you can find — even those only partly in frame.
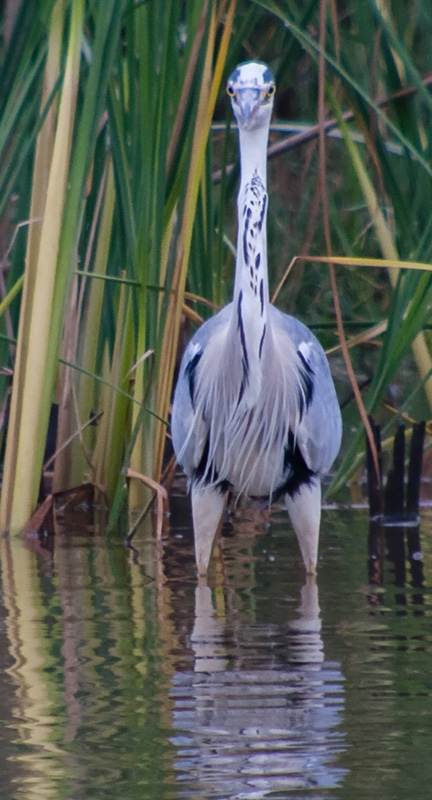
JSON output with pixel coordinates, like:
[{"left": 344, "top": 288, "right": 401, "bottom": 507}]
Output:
[{"left": 185, "top": 349, "right": 202, "bottom": 409}]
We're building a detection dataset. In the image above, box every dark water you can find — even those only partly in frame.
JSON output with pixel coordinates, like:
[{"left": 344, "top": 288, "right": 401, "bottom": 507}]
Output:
[{"left": 1, "top": 492, "right": 432, "bottom": 800}]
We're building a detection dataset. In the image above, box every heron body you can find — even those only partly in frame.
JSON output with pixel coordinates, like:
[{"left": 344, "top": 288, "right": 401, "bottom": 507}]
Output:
[{"left": 171, "top": 61, "right": 342, "bottom": 575}]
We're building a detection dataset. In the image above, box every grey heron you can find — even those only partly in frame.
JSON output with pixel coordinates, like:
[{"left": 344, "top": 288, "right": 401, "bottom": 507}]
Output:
[{"left": 171, "top": 61, "right": 342, "bottom": 575}]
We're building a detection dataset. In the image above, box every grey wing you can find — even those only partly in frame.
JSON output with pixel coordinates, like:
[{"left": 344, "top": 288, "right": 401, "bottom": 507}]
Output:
[
  {"left": 270, "top": 306, "right": 342, "bottom": 475},
  {"left": 171, "top": 304, "right": 233, "bottom": 479}
]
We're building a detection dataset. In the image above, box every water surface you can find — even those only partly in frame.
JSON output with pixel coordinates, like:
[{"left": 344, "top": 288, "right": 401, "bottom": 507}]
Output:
[{"left": 1, "top": 495, "right": 432, "bottom": 799}]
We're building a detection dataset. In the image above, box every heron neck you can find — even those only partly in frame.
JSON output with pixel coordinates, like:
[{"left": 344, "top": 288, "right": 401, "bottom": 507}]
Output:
[
  {"left": 231, "top": 124, "right": 271, "bottom": 376},
  {"left": 238, "top": 125, "right": 269, "bottom": 187}
]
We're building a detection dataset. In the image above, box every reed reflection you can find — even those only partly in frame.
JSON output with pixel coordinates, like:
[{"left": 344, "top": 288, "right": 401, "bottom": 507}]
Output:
[
  {"left": 0, "top": 536, "right": 65, "bottom": 800},
  {"left": 368, "top": 519, "right": 425, "bottom": 607},
  {"left": 170, "top": 575, "right": 347, "bottom": 796}
]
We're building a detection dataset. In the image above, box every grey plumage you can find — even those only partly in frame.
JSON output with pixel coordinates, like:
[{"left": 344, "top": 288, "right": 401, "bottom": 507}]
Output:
[{"left": 171, "top": 61, "right": 342, "bottom": 575}]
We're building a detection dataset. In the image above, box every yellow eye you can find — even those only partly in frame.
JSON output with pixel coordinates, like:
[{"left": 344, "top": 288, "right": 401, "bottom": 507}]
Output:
[
  {"left": 227, "top": 84, "right": 235, "bottom": 97},
  {"left": 267, "top": 84, "right": 275, "bottom": 97}
]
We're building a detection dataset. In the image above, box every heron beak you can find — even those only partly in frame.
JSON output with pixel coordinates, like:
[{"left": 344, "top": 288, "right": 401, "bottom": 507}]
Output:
[{"left": 237, "top": 88, "right": 261, "bottom": 127}]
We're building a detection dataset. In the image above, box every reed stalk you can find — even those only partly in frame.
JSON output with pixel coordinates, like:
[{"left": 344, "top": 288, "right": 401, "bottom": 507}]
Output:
[{"left": 1, "top": 0, "right": 83, "bottom": 532}]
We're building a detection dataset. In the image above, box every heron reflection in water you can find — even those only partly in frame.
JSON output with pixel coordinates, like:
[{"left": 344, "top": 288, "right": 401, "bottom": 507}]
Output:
[{"left": 170, "top": 577, "right": 347, "bottom": 795}]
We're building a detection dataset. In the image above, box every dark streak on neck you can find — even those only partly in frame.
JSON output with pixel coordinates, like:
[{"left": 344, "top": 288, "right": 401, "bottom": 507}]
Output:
[{"left": 237, "top": 290, "right": 249, "bottom": 375}]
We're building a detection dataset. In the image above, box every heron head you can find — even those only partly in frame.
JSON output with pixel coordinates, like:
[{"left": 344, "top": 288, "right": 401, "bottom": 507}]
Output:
[{"left": 227, "top": 61, "right": 275, "bottom": 131}]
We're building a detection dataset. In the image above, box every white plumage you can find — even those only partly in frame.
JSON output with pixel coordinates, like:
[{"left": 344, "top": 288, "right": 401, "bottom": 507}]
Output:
[{"left": 172, "top": 61, "right": 342, "bottom": 575}]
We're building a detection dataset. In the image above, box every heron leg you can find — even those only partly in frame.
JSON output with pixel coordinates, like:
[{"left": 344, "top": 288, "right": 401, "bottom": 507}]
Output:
[
  {"left": 191, "top": 484, "right": 227, "bottom": 575},
  {"left": 285, "top": 479, "right": 322, "bottom": 574}
]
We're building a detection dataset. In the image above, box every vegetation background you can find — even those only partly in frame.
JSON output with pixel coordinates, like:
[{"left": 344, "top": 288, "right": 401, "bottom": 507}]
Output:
[{"left": 1, "top": 0, "right": 432, "bottom": 534}]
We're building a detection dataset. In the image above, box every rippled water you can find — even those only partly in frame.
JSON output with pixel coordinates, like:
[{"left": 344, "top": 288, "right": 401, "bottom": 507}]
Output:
[{"left": 1, "top": 494, "right": 432, "bottom": 799}]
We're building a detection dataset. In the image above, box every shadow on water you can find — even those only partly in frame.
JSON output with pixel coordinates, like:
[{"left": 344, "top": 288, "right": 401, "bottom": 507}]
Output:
[{"left": 0, "top": 492, "right": 432, "bottom": 799}]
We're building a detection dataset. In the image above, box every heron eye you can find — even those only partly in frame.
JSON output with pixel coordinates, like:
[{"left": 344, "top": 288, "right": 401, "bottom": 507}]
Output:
[
  {"left": 227, "top": 85, "right": 235, "bottom": 97},
  {"left": 267, "top": 85, "right": 275, "bottom": 97}
]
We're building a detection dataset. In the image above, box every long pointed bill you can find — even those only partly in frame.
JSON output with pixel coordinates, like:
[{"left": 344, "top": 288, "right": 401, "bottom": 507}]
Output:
[{"left": 237, "top": 88, "right": 261, "bottom": 127}]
